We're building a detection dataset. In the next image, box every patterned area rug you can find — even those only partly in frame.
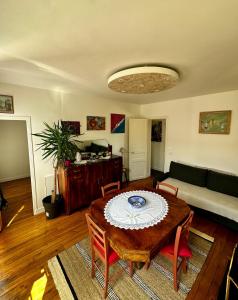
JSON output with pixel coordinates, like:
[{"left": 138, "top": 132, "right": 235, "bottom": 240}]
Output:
[{"left": 48, "top": 232, "right": 213, "bottom": 300}]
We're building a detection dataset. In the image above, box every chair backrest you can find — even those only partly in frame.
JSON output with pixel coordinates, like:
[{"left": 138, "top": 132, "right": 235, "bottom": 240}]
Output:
[
  {"left": 156, "top": 181, "right": 178, "bottom": 197},
  {"left": 85, "top": 213, "right": 109, "bottom": 262},
  {"left": 101, "top": 181, "right": 120, "bottom": 197},
  {"left": 174, "top": 210, "right": 194, "bottom": 257},
  {"left": 227, "top": 243, "right": 238, "bottom": 287}
]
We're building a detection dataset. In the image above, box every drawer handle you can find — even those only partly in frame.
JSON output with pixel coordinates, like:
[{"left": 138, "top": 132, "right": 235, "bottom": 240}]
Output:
[
  {"left": 73, "top": 175, "right": 82, "bottom": 180},
  {"left": 73, "top": 170, "right": 81, "bottom": 174}
]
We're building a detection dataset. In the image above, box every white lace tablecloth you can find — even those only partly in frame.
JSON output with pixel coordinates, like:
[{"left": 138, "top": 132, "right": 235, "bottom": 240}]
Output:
[{"left": 104, "top": 190, "right": 169, "bottom": 230}]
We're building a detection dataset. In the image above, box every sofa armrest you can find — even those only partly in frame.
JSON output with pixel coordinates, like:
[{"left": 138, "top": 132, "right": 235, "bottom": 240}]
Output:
[{"left": 152, "top": 172, "right": 170, "bottom": 188}]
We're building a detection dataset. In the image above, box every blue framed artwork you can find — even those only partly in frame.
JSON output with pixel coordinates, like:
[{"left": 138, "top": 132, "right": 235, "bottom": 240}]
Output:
[{"left": 111, "top": 114, "right": 125, "bottom": 133}]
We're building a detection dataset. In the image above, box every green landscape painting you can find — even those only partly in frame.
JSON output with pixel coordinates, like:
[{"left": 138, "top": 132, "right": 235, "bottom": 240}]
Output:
[{"left": 199, "top": 110, "right": 231, "bottom": 134}]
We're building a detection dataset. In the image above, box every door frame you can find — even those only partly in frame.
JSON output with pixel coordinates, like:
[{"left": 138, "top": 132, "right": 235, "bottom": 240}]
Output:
[
  {"left": 0, "top": 115, "right": 37, "bottom": 214},
  {"left": 149, "top": 115, "right": 168, "bottom": 172}
]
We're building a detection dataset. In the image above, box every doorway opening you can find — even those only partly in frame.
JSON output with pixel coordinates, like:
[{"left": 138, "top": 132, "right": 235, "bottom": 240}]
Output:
[
  {"left": 151, "top": 119, "right": 166, "bottom": 178},
  {"left": 0, "top": 116, "right": 37, "bottom": 228}
]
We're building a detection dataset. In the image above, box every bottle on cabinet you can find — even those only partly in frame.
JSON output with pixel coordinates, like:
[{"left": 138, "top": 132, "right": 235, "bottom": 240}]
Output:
[
  {"left": 108, "top": 144, "right": 112, "bottom": 157},
  {"left": 75, "top": 152, "right": 82, "bottom": 162}
]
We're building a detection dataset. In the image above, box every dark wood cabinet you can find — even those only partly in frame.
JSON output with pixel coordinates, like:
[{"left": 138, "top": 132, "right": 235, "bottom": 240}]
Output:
[{"left": 58, "top": 156, "right": 122, "bottom": 214}]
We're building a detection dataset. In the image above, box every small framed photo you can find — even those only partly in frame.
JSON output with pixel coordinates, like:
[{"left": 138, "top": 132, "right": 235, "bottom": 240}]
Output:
[
  {"left": 87, "top": 116, "right": 105, "bottom": 130},
  {"left": 199, "top": 110, "right": 231, "bottom": 134},
  {"left": 0, "top": 95, "right": 14, "bottom": 114}
]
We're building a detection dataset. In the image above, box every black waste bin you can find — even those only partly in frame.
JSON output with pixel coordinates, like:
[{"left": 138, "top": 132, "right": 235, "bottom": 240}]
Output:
[{"left": 0, "top": 189, "right": 8, "bottom": 231}]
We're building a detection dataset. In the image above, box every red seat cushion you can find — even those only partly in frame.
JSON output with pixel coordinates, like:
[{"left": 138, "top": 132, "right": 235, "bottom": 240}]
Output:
[
  {"left": 93, "top": 240, "right": 119, "bottom": 265},
  {"left": 160, "top": 238, "right": 192, "bottom": 258}
]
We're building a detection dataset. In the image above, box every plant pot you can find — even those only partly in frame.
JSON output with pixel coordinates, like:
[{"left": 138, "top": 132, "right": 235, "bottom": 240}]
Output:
[
  {"left": 64, "top": 160, "right": 71, "bottom": 167},
  {"left": 42, "top": 195, "right": 60, "bottom": 219}
]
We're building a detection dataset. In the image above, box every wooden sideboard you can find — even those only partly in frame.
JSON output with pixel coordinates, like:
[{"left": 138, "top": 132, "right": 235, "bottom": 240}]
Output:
[{"left": 58, "top": 155, "right": 122, "bottom": 214}]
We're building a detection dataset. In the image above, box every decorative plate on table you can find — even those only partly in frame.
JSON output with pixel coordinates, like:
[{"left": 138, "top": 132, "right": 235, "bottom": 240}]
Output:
[{"left": 128, "top": 195, "right": 146, "bottom": 208}]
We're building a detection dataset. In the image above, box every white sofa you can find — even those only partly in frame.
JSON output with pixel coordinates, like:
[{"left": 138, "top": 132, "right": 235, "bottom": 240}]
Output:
[
  {"left": 163, "top": 177, "right": 238, "bottom": 223},
  {"left": 154, "top": 161, "right": 238, "bottom": 224}
]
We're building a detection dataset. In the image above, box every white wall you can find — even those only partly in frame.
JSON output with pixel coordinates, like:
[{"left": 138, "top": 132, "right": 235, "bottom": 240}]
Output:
[
  {"left": 0, "top": 82, "right": 140, "bottom": 213},
  {"left": 1, "top": 81, "right": 237, "bottom": 213},
  {"left": 0, "top": 120, "right": 30, "bottom": 182},
  {"left": 0, "top": 82, "right": 64, "bottom": 213},
  {"left": 62, "top": 91, "right": 140, "bottom": 167},
  {"left": 141, "top": 90, "right": 238, "bottom": 174}
]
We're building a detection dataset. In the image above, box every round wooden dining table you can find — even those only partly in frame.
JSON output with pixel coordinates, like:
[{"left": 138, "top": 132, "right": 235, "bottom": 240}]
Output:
[{"left": 89, "top": 187, "right": 190, "bottom": 264}]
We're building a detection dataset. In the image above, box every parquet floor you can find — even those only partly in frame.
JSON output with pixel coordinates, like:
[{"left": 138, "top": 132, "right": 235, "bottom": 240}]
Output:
[{"left": 0, "top": 177, "right": 237, "bottom": 300}]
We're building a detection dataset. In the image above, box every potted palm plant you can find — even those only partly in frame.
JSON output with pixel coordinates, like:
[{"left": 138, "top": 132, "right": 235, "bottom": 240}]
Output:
[{"left": 33, "top": 121, "right": 78, "bottom": 219}]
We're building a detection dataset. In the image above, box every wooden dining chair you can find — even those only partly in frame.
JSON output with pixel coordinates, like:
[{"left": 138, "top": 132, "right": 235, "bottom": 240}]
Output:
[
  {"left": 85, "top": 213, "right": 133, "bottom": 298},
  {"left": 225, "top": 243, "right": 238, "bottom": 300},
  {"left": 101, "top": 181, "right": 120, "bottom": 197},
  {"left": 159, "top": 210, "right": 194, "bottom": 291},
  {"left": 156, "top": 181, "right": 178, "bottom": 197}
]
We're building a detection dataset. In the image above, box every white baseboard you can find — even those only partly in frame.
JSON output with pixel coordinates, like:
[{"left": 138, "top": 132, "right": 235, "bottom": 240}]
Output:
[
  {"left": 0, "top": 173, "right": 30, "bottom": 183},
  {"left": 34, "top": 207, "right": 45, "bottom": 215}
]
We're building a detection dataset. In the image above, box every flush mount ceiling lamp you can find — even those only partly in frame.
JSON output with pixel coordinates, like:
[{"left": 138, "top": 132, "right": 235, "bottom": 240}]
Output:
[{"left": 108, "top": 66, "right": 179, "bottom": 94}]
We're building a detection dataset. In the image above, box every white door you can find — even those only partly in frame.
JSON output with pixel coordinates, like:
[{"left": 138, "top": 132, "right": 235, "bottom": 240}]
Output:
[{"left": 129, "top": 118, "right": 151, "bottom": 181}]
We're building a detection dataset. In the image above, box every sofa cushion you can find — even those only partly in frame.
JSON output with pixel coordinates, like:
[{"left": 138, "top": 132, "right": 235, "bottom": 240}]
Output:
[
  {"left": 169, "top": 161, "right": 207, "bottom": 187},
  {"left": 163, "top": 178, "right": 238, "bottom": 222},
  {"left": 207, "top": 170, "right": 238, "bottom": 197}
]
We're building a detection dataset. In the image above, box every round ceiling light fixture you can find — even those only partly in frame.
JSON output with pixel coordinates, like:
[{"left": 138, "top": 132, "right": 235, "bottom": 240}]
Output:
[{"left": 108, "top": 66, "right": 179, "bottom": 94}]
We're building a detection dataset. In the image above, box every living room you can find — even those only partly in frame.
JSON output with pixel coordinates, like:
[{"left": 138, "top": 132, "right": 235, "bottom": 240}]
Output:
[{"left": 0, "top": 1, "right": 238, "bottom": 299}]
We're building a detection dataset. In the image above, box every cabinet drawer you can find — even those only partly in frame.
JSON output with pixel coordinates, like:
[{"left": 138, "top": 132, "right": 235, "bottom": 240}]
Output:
[{"left": 68, "top": 167, "right": 84, "bottom": 177}]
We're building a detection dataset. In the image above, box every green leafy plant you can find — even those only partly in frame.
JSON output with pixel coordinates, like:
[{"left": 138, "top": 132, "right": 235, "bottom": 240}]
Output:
[{"left": 33, "top": 121, "right": 79, "bottom": 203}]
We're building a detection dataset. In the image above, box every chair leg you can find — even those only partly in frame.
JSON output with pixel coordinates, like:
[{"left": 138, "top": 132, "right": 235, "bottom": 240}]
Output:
[
  {"left": 129, "top": 261, "right": 133, "bottom": 277},
  {"left": 124, "top": 170, "right": 128, "bottom": 186},
  {"left": 144, "top": 260, "right": 151, "bottom": 270},
  {"left": 225, "top": 276, "right": 231, "bottom": 300},
  {"left": 91, "top": 249, "right": 95, "bottom": 278},
  {"left": 182, "top": 258, "right": 187, "bottom": 273},
  {"left": 104, "top": 263, "right": 109, "bottom": 299},
  {"left": 173, "top": 263, "right": 178, "bottom": 291}
]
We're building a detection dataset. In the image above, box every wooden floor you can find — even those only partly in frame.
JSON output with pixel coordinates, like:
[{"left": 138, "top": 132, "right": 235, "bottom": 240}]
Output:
[{"left": 0, "top": 178, "right": 237, "bottom": 300}]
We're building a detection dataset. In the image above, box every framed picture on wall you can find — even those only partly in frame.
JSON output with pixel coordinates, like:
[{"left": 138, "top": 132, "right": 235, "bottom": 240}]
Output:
[
  {"left": 111, "top": 113, "right": 125, "bottom": 133},
  {"left": 61, "top": 121, "right": 81, "bottom": 135},
  {"left": 0, "top": 95, "right": 14, "bottom": 114},
  {"left": 199, "top": 110, "right": 232, "bottom": 134},
  {"left": 87, "top": 116, "right": 105, "bottom": 130},
  {"left": 151, "top": 120, "right": 162, "bottom": 142}
]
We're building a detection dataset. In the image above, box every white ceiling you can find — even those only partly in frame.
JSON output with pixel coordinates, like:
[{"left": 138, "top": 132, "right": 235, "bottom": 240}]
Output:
[{"left": 0, "top": 0, "right": 238, "bottom": 104}]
